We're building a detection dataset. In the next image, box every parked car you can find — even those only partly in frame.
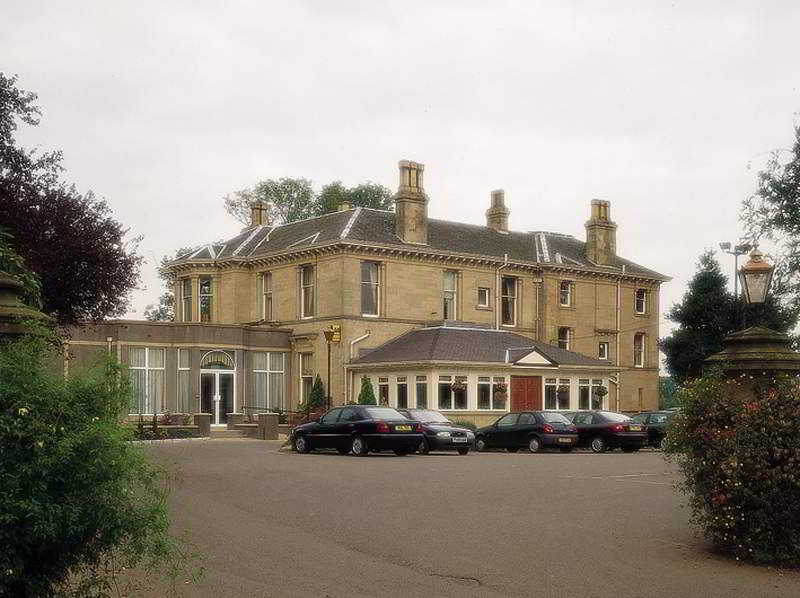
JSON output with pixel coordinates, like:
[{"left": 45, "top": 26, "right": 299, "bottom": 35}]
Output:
[
  {"left": 396, "top": 408, "right": 474, "bottom": 455},
  {"left": 474, "top": 411, "right": 579, "bottom": 453},
  {"left": 628, "top": 410, "right": 676, "bottom": 450},
  {"left": 292, "top": 405, "right": 423, "bottom": 456},
  {"left": 562, "top": 410, "right": 647, "bottom": 453}
]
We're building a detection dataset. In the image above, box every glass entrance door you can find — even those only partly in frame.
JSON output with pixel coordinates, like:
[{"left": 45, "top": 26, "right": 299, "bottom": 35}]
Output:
[{"left": 200, "top": 371, "right": 235, "bottom": 425}]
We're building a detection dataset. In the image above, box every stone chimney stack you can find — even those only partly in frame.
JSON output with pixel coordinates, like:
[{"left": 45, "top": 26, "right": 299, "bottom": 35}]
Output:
[
  {"left": 250, "top": 201, "right": 269, "bottom": 227},
  {"left": 486, "top": 189, "right": 510, "bottom": 233},
  {"left": 585, "top": 199, "right": 617, "bottom": 265},
  {"left": 394, "top": 160, "right": 428, "bottom": 244}
]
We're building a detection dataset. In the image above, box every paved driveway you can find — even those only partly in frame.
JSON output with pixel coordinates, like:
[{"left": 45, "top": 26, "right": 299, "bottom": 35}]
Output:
[{"left": 138, "top": 440, "right": 800, "bottom": 598}]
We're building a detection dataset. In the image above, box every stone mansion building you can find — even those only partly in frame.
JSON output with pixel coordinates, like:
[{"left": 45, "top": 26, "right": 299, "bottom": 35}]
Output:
[{"left": 68, "top": 160, "right": 668, "bottom": 426}]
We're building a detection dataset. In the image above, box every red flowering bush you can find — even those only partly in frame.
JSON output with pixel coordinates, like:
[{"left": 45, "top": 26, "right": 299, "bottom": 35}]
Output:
[{"left": 666, "top": 369, "right": 800, "bottom": 566}]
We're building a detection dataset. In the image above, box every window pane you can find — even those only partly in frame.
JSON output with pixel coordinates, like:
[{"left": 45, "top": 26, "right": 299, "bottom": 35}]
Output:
[
  {"left": 397, "top": 383, "right": 408, "bottom": 408},
  {"left": 178, "top": 348, "right": 190, "bottom": 369},
  {"left": 200, "top": 296, "right": 212, "bottom": 322},
  {"left": 301, "top": 266, "right": 313, "bottom": 286},
  {"left": 149, "top": 369, "right": 164, "bottom": 413},
  {"left": 177, "top": 369, "right": 191, "bottom": 412},
  {"left": 199, "top": 277, "right": 211, "bottom": 295},
  {"left": 148, "top": 348, "right": 165, "bottom": 368},
  {"left": 129, "top": 347, "right": 146, "bottom": 368},
  {"left": 478, "top": 383, "right": 490, "bottom": 409},
  {"left": 545, "top": 385, "right": 557, "bottom": 410},
  {"left": 579, "top": 386, "right": 590, "bottom": 410},
  {"left": 270, "top": 353, "right": 284, "bottom": 372},
  {"left": 438, "top": 384, "right": 452, "bottom": 410},
  {"left": 557, "top": 384, "right": 570, "bottom": 410},
  {"left": 443, "top": 271, "right": 456, "bottom": 291},
  {"left": 252, "top": 352, "right": 268, "bottom": 371},
  {"left": 129, "top": 369, "right": 146, "bottom": 413},
  {"left": 253, "top": 371, "right": 268, "bottom": 410},
  {"left": 492, "top": 384, "right": 507, "bottom": 410},
  {"left": 269, "top": 372, "right": 284, "bottom": 410},
  {"left": 361, "top": 276, "right": 378, "bottom": 315},
  {"left": 379, "top": 384, "right": 389, "bottom": 405},
  {"left": 416, "top": 383, "right": 427, "bottom": 408},
  {"left": 301, "top": 354, "right": 313, "bottom": 375},
  {"left": 264, "top": 272, "right": 272, "bottom": 292}
]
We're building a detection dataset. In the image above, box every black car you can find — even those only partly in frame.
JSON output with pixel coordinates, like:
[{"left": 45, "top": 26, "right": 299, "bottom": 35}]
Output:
[
  {"left": 629, "top": 410, "right": 676, "bottom": 450},
  {"left": 563, "top": 410, "right": 647, "bottom": 453},
  {"left": 292, "top": 405, "right": 423, "bottom": 456},
  {"left": 396, "top": 408, "right": 474, "bottom": 455},
  {"left": 474, "top": 411, "right": 579, "bottom": 453}
]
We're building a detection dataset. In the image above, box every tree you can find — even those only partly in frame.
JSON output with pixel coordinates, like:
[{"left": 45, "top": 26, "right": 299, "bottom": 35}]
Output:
[
  {"left": 304, "top": 374, "right": 326, "bottom": 411},
  {"left": 314, "top": 181, "right": 393, "bottom": 216},
  {"left": 0, "top": 73, "right": 142, "bottom": 326},
  {"left": 223, "top": 177, "right": 315, "bottom": 226},
  {"left": 742, "top": 125, "right": 800, "bottom": 315},
  {"left": 143, "top": 246, "right": 196, "bottom": 322},
  {"left": 661, "top": 250, "right": 796, "bottom": 384},
  {"left": 357, "top": 376, "right": 376, "bottom": 405},
  {"left": 223, "top": 178, "right": 394, "bottom": 226},
  {"left": 0, "top": 333, "right": 195, "bottom": 596}
]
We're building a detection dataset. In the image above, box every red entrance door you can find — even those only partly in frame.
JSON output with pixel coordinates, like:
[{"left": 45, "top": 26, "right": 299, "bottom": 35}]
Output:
[{"left": 511, "top": 376, "right": 542, "bottom": 411}]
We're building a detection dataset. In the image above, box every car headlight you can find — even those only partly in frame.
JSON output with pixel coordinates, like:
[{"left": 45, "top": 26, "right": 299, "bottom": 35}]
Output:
[{"left": 436, "top": 431, "right": 451, "bottom": 438}]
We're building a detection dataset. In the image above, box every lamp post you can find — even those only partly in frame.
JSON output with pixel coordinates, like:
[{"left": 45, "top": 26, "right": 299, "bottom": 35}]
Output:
[
  {"left": 738, "top": 248, "right": 774, "bottom": 306},
  {"left": 322, "top": 325, "right": 341, "bottom": 410},
  {"left": 719, "top": 241, "right": 752, "bottom": 327}
]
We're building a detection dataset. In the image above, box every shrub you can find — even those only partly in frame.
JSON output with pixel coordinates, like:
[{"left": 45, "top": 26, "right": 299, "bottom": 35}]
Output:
[
  {"left": 0, "top": 334, "right": 197, "bottom": 596},
  {"left": 302, "top": 374, "right": 326, "bottom": 411},
  {"left": 357, "top": 376, "right": 376, "bottom": 405},
  {"left": 665, "top": 369, "right": 800, "bottom": 566}
]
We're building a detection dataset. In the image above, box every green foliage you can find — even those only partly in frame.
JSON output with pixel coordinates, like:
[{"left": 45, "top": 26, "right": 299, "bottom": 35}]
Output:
[
  {"left": 0, "top": 73, "right": 142, "bottom": 326},
  {"left": 742, "top": 125, "right": 800, "bottom": 318},
  {"left": 304, "top": 374, "right": 326, "bottom": 411},
  {"left": 661, "top": 250, "right": 796, "bottom": 383},
  {"left": 143, "top": 292, "right": 174, "bottom": 321},
  {"left": 0, "top": 228, "right": 41, "bottom": 308},
  {"left": 659, "top": 376, "right": 679, "bottom": 409},
  {"left": 357, "top": 376, "right": 377, "bottom": 405},
  {"left": 0, "top": 335, "right": 197, "bottom": 596},
  {"left": 451, "top": 419, "right": 477, "bottom": 431},
  {"left": 665, "top": 369, "right": 800, "bottom": 566},
  {"left": 223, "top": 177, "right": 393, "bottom": 225}
]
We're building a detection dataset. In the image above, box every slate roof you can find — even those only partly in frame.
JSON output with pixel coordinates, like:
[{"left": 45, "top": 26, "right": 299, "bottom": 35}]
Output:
[
  {"left": 350, "top": 325, "right": 614, "bottom": 368},
  {"left": 172, "top": 207, "right": 667, "bottom": 279}
]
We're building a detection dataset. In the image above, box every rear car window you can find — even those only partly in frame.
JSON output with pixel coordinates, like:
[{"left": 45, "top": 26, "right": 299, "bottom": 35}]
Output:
[
  {"left": 363, "top": 407, "right": 406, "bottom": 420},
  {"left": 540, "top": 412, "right": 571, "bottom": 424},
  {"left": 598, "top": 412, "right": 631, "bottom": 423}
]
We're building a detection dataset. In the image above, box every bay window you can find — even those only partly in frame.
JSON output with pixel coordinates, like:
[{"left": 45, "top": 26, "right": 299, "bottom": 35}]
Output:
[{"left": 199, "top": 276, "right": 213, "bottom": 322}]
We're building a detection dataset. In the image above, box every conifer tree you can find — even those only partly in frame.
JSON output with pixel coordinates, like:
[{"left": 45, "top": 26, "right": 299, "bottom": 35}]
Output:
[
  {"left": 306, "top": 374, "right": 326, "bottom": 410},
  {"left": 357, "top": 376, "right": 376, "bottom": 405}
]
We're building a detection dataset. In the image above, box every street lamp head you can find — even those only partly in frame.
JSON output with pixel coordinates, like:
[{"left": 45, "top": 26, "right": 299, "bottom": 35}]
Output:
[
  {"left": 719, "top": 242, "right": 732, "bottom": 252},
  {"left": 738, "top": 248, "right": 774, "bottom": 304},
  {"left": 734, "top": 243, "right": 753, "bottom": 255}
]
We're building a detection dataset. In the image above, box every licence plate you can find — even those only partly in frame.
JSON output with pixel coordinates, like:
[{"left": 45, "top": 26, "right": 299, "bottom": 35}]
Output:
[
  {"left": 395, "top": 425, "right": 412, "bottom": 432},
  {"left": 557, "top": 437, "right": 573, "bottom": 444},
  {"left": 629, "top": 425, "right": 642, "bottom": 431},
  {"left": 452, "top": 437, "right": 468, "bottom": 443}
]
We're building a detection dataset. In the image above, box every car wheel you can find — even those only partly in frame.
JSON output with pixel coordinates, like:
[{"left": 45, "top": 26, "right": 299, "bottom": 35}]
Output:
[
  {"left": 559, "top": 447, "right": 573, "bottom": 453},
  {"left": 351, "top": 435, "right": 368, "bottom": 456},
  {"left": 590, "top": 436, "right": 607, "bottom": 453},
  {"left": 506, "top": 447, "right": 519, "bottom": 453},
  {"left": 457, "top": 448, "right": 470, "bottom": 456},
  {"left": 393, "top": 449, "right": 409, "bottom": 456},
  {"left": 475, "top": 436, "right": 488, "bottom": 452},
  {"left": 294, "top": 434, "right": 311, "bottom": 454},
  {"left": 527, "top": 437, "right": 542, "bottom": 453},
  {"left": 660, "top": 437, "right": 668, "bottom": 451},
  {"left": 418, "top": 438, "right": 430, "bottom": 455}
]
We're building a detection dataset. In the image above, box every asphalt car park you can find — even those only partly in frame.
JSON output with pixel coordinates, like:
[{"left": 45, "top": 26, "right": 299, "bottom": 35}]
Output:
[{"left": 137, "top": 440, "right": 800, "bottom": 598}]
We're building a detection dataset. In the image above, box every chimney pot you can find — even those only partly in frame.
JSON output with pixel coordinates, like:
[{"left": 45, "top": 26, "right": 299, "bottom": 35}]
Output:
[{"left": 486, "top": 189, "right": 510, "bottom": 233}]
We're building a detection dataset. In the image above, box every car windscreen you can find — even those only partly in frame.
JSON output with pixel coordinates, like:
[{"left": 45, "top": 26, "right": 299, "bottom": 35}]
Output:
[
  {"left": 406, "top": 410, "right": 449, "bottom": 423},
  {"left": 599, "top": 412, "right": 631, "bottom": 422},
  {"left": 540, "top": 412, "right": 571, "bottom": 424},
  {"left": 363, "top": 407, "right": 406, "bottom": 420}
]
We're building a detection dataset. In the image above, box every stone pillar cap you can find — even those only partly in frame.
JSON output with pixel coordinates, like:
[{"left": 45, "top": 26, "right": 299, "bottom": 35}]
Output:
[{"left": 703, "top": 326, "right": 800, "bottom": 373}]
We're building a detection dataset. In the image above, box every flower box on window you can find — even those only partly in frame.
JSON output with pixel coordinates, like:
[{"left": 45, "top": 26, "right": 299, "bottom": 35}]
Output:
[
  {"left": 492, "top": 382, "right": 508, "bottom": 395},
  {"left": 450, "top": 380, "right": 467, "bottom": 393}
]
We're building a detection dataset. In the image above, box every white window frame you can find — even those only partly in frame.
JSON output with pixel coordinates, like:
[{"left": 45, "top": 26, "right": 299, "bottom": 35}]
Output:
[
  {"left": 557, "top": 327, "right": 571, "bottom": 351},
  {"left": 129, "top": 347, "right": 165, "bottom": 415},
  {"left": 361, "top": 261, "right": 380, "bottom": 317},
  {"left": 300, "top": 265, "right": 315, "bottom": 319},
  {"left": 477, "top": 287, "right": 490, "bottom": 308},
  {"left": 177, "top": 348, "right": 191, "bottom": 413},
  {"left": 181, "top": 278, "right": 192, "bottom": 322},
  {"left": 559, "top": 280, "right": 573, "bottom": 307},
  {"left": 396, "top": 376, "right": 408, "bottom": 409},
  {"left": 443, "top": 271, "right": 458, "bottom": 320},
  {"left": 253, "top": 352, "right": 286, "bottom": 411},
  {"left": 415, "top": 375, "right": 428, "bottom": 409},
  {"left": 634, "top": 333, "right": 645, "bottom": 367},
  {"left": 262, "top": 272, "right": 273, "bottom": 321},
  {"left": 198, "top": 276, "right": 213, "bottom": 323},
  {"left": 501, "top": 276, "right": 517, "bottom": 326},
  {"left": 378, "top": 377, "right": 390, "bottom": 406},
  {"left": 598, "top": 341, "right": 609, "bottom": 360},
  {"left": 635, "top": 289, "right": 647, "bottom": 314},
  {"left": 299, "top": 353, "right": 314, "bottom": 403}
]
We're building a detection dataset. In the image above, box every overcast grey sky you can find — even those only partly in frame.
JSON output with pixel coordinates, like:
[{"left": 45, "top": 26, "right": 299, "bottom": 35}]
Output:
[{"left": 3, "top": 1, "right": 799, "bottom": 343}]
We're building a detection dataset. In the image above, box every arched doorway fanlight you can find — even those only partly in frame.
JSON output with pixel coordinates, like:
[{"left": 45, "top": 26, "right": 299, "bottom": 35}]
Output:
[{"left": 200, "top": 350, "right": 235, "bottom": 370}]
